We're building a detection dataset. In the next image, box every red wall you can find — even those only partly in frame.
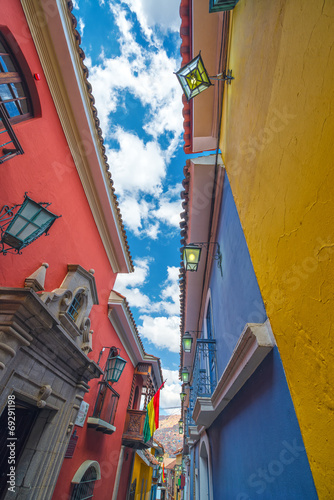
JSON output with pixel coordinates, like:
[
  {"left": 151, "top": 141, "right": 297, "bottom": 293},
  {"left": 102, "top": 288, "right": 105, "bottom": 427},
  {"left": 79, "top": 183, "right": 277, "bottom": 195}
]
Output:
[{"left": 1, "top": 4, "right": 134, "bottom": 499}]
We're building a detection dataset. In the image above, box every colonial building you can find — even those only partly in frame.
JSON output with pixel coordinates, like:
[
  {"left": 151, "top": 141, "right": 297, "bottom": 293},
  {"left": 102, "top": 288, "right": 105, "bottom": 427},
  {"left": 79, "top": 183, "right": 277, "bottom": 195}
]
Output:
[
  {"left": 178, "top": 0, "right": 334, "bottom": 498},
  {"left": 179, "top": 155, "right": 317, "bottom": 499}
]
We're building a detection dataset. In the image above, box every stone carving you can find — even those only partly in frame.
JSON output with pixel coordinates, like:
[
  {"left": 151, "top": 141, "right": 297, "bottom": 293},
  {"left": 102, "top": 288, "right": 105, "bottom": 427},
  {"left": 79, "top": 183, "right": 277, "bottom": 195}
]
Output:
[
  {"left": 40, "top": 265, "right": 98, "bottom": 353},
  {"left": 128, "top": 414, "right": 142, "bottom": 433},
  {"left": 37, "top": 384, "right": 52, "bottom": 408}
]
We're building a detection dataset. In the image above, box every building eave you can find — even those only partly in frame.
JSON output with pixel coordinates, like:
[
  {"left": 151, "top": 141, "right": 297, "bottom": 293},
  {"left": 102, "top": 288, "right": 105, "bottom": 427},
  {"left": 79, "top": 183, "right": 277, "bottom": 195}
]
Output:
[
  {"left": 108, "top": 291, "right": 163, "bottom": 388},
  {"left": 21, "top": 0, "right": 133, "bottom": 274}
]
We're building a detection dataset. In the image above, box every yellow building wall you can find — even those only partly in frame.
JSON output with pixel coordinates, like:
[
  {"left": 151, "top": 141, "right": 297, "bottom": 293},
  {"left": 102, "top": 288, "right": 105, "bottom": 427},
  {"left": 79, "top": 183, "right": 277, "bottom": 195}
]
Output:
[
  {"left": 221, "top": 0, "right": 334, "bottom": 497},
  {"left": 130, "top": 452, "right": 153, "bottom": 500}
]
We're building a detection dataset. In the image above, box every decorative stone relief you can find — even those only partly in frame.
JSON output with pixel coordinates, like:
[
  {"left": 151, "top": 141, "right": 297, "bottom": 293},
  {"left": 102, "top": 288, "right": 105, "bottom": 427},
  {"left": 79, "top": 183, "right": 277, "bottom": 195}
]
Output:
[
  {"left": 40, "top": 265, "right": 98, "bottom": 353},
  {"left": 37, "top": 384, "right": 52, "bottom": 408}
]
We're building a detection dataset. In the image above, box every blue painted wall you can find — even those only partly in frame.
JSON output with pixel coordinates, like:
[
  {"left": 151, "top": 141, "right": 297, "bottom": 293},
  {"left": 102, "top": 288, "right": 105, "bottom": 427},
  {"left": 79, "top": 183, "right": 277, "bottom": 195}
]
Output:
[
  {"left": 196, "top": 172, "right": 317, "bottom": 498},
  {"left": 209, "top": 174, "right": 267, "bottom": 375},
  {"left": 207, "top": 348, "right": 317, "bottom": 499}
]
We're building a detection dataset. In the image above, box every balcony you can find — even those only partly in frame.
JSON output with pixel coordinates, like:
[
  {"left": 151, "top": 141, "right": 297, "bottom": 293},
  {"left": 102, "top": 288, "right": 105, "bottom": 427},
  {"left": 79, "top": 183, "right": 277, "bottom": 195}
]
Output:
[
  {"left": 87, "top": 381, "right": 119, "bottom": 434},
  {"left": 0, "top": 103, "right": 24, "bottom": 164},
  {"left": 192, "top": 339, "right": 217, "bottom": 400},
  {"left": 122, "top": 409, "right": 153, "bottom": 449}
]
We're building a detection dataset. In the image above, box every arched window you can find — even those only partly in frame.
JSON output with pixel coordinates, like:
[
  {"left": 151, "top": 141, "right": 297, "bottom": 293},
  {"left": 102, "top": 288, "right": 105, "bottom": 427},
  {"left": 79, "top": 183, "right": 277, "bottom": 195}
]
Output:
[
  {"left": 68, "top": 291, "right": 85, "bottom": 321},
  {"left": 71, "top": 461, "right": 100, "bottom": 500},
  {"left": 0, "top": 33, "right": 32, "bottom": 124}
]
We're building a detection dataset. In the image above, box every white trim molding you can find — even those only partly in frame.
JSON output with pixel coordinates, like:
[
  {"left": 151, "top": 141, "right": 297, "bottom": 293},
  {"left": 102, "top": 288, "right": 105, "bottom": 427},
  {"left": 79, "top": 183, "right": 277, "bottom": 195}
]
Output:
[
  {"left": 21, "top": 0, "right": 132, "bottom": 273},
  {"left": 193, "top": 320, "right": 275, "bottom": 428},
  {"left": 71, "top": 460, "right": 101, "bottom": 483}
]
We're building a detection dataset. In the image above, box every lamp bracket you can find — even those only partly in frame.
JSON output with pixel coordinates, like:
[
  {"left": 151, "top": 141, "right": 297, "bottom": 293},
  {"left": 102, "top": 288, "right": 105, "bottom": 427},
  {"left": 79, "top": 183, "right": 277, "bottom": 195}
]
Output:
[
  {"left": 209, "top": 69, "right": 234, "bottom": 84},
  {"left": 97, "top": 345, "right": 120, "bottom": 366},
  {"left": 0, "top": 202, "right": 23, "bottom": 255}
]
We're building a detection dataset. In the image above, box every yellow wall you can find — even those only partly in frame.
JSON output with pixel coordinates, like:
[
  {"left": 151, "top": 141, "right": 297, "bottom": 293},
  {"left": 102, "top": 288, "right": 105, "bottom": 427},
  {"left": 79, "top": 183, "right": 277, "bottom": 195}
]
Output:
[
  {"left": 131, "top": 452, "right": 153, "bottom": 500},
  {"left": 221, "top": 0, "right": 334, "bottom": 497}
]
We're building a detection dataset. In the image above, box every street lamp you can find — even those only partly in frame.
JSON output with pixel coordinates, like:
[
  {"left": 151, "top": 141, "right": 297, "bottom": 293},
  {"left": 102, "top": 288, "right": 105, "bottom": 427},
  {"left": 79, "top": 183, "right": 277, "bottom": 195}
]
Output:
[
  {"left": 182, "top": 332, "right": 193, "bottom": 353},
  {"left": 181, "top": 367, "right": 190, "bottom": 384},
  {"left": 0, "top": 195, "right": 60, "bottom": 255},
  {"left": 98, "top": 347, "right": 127, "bottom": 383},
  {"left": 180, "top": 390, "right": 187, "bottom": 402},
  {"left": 183, "top": 242, "right": 223, "bottom": 276},
  {"left": 179, "top": 420, "right": 184, "bottom": 435},
  {"left": 175, "top": 52, "right": 234, "bottom": 101},
  {"left": 183, "top": 244, "right": 201, "bottom": 272}
]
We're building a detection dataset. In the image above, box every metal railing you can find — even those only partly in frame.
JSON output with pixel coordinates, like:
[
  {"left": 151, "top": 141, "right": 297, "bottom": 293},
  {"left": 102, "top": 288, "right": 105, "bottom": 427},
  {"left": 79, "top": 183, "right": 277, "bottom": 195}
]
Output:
[
  {"left": 192, "top": 339, "right": 217, "bottom": 400},
  {"left": 91, "top": 381, "right": 119, "bottom": 425},
  {"left": 0, "top": 103, "right": 24, "bottom": 164}
]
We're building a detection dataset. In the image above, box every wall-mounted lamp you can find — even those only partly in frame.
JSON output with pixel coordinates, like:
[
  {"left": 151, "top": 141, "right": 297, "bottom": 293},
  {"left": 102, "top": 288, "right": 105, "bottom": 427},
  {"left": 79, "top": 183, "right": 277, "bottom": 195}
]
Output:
[
  {"left": 182, "top": 331, "right": 194, "bottom": 353},
  {"left": 0, "top": 195, "right": 60, "bottom": 255},
  {"left": 181, "top": 367, "right": 190, "bottom": 384},
  {"left": 98, "top": 346, "right": 127, "bottom": 383},
  {"left": 183, "top": 242, "right": 223, "bottom": 276},
  {"left": 157, "top": 455, "right": 164, "bottom": 464},
  {"left": 175, "top": 52, "right": 234, "bottom": 101},
  {"left": 180, "top": 390, "right": 187, "bottom": 402},
  {"left": 178, "top": 420, "right": 184, "bottom": 435}
]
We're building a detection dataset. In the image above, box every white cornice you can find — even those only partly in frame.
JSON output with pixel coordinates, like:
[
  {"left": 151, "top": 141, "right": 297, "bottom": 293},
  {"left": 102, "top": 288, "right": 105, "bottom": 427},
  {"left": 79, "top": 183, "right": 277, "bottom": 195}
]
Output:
[
  {"left": 193, "top": 320, "right": 275, "bottom": 428},
  {"left": 21, "top": 0, "right": 132, "bottom": 273},
  {"left": 108, "top": 291, "right": 163, "bottom": 387}
]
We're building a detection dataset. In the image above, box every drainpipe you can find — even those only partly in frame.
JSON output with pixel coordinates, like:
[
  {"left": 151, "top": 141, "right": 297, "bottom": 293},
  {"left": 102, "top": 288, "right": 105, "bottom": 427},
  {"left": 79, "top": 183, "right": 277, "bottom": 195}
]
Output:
[{"left": 112, "top": 445, "right": 125, "bottom": 500}]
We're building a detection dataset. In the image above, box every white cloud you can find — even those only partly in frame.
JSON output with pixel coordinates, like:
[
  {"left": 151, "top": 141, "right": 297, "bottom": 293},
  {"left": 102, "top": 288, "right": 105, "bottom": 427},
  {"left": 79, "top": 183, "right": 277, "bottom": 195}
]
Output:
[
  {"left": 153, "top": 185, "right": 182, "bottom": 229},
  {"left": 120, "top": 0, "right": 181, "bottom": 35},
  {"left": 78, "top": 18, "right": 85, "bottom": 37},
  {"left": 115, "top": 258, "right": 151, "bottom": 309},
  {"left": 138, "top": 315, "right": 180, "bottom": 352},
  {"left": 160, "top": 367, "right": 181, "bottom": 414},
  {"left": 116, "top": 262, "right": 180, "bottom": 318},
  {"left": 84, "top": 2, "right": 184, "bottom": 240},
  {"left": 106, "top": 129, "right": 166, "bottom": 196},
  {"left": 159, "top": 266, "right": 180, "bottom": 316},
  {"left": 86, "top": 4, "right": 183, "bottom": 141}
]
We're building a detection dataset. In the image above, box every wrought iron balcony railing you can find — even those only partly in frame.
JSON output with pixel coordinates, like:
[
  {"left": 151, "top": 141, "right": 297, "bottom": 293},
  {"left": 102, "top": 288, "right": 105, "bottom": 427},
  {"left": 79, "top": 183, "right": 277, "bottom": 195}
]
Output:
[
  {"left": 192, "top": 339, "right": 217, "bottom": 401},
  {"left": 87, "top": 381, "right": 119, "bottom": 434},
  {"left": 0, "top": 103, "right": 24, "bottom": 164}
]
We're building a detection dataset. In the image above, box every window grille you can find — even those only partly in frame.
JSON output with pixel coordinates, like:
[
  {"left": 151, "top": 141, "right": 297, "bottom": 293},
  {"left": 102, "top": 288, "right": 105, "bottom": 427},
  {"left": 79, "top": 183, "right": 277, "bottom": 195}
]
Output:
[
  {"left": 68, "top": 292, "right": 85, "bottom": 321},
  {"left": 71, "top": 466, "right": 97, "bottom": 500}
]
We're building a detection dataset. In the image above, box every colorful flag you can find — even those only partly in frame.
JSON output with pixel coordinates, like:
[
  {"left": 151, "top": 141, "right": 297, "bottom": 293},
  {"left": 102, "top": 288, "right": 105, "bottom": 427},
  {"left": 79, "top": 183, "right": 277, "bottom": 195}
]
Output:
[
  {"left": 162, "top": 463, "right": 165, "bottom": 483},
  {"left": 143, "top": 381, "right": 165, "bottom": 443}
]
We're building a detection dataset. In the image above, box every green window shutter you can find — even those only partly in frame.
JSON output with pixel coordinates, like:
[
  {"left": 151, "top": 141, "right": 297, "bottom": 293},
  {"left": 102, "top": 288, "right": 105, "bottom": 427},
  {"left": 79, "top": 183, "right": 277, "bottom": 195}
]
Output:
[{"left": 209, "top": 0, "right": 239, "bottom": 13}]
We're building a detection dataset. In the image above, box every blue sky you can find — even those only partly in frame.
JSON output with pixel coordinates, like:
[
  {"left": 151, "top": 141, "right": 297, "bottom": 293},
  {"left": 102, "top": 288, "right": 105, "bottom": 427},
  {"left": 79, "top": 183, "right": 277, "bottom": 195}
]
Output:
[{"left": 72, "top": 0, "right": 187, "bottom": 414}]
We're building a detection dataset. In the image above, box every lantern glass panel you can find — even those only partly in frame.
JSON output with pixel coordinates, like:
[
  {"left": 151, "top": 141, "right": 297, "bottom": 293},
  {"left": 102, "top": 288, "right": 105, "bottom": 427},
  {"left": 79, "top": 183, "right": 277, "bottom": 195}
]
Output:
[
  {"left": 176, "top": 53, "right": 212, "bottom": 101},
  {"left": 181, "top": 368, "right": 189, "bottom": 384},
  {"left": 182, "top": 333, "right": 193, "bottom": 352},
  {"left": 183, "top": 245, "right": 201, "bottom": 272},
  {"left": 106, "top": 354, "right": 127, "bottom": 383}
]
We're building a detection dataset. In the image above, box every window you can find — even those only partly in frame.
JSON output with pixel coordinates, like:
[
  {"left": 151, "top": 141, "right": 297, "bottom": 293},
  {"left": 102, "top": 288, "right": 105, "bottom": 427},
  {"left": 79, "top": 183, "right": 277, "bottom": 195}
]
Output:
[
  {"left": 71, "top": 462, "right": 101, "bottom": 500},
  {"left": 209, "top": 0, "right": 239, "bottom": 13},
  {"left": 68, "top": 292, "right": 85, "bottom": 321},
  {"left": 0, "top": 34, "right": 32, "bottom": 124},
  {"left": 205, "top": 299, "right": 214, "bottom": 340}
]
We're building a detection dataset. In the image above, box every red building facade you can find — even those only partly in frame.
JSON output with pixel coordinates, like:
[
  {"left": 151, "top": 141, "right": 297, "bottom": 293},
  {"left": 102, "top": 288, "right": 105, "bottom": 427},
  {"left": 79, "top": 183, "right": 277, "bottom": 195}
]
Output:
[{"left": 0, "top": 1, "right": 161, "bottom": 499}]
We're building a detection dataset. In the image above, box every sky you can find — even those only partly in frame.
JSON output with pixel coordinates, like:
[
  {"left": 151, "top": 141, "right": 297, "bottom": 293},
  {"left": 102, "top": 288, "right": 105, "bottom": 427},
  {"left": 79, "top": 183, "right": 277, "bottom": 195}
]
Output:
[{"left": 71, "top": 0, "right": 190, "bottom": 415}]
